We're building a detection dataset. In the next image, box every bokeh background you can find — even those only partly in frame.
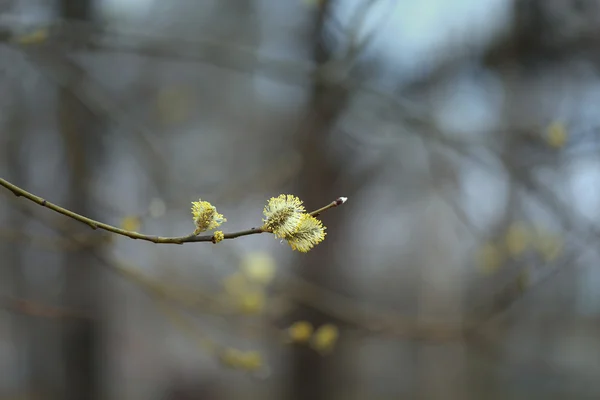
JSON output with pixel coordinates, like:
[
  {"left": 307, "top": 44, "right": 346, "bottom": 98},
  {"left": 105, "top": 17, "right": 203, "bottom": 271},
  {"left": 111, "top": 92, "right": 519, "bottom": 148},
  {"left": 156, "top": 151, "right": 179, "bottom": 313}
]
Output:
[{"left": 1, "top": 0, "right": 600, "bottom": 399}]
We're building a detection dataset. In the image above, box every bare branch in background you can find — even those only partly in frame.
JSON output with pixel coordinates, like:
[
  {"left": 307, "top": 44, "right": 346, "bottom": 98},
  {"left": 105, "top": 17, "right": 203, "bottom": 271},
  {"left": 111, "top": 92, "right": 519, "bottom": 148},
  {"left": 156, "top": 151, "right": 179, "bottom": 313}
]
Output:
[{"left": 0, "top": 295, "right": 92, "bottom": 320}]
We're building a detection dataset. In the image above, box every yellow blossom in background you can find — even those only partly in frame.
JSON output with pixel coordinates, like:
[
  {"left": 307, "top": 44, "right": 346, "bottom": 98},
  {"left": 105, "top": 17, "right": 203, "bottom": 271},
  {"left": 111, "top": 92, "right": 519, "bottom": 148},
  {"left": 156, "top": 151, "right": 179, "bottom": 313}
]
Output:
[
  {"left": 213, "top": 231, "right": 225, "bottom": 243},
  {"left": 191, "top": 199, "right": 226, "bottom": 233},
  {"left": 311, "top": 324, "right": 339, "bottom": 353},
  {"left": 241, "top": 251, "right": 276, "bottom": 285},
  {"left": 220, "top": 348, "right": 262, "bottom": 371},
  {"left": 262, "top": 194, "right": 305, "bottom": 238},
  {"left": 238, "top": 351, "right": 262, "bottom": 371},
  {"left": 220, "top": 347, "right": 244, "bottom": 368},
  {"left": 504, "top": 222, "right": 531, "bottom": 257},
  {"left": 15, "top": 28, "right": 49, "bottom": 45},
  {"left": 288, "top": 321, "right": 314, "bottom": 343},
  {"left": 535, "top": 231, "right": 563, "bottom": 262},
  {"left": 285, "top": 214, "right": 326, "bottom": 253},
  {"left": 545, "top": 121, "right": 568, "bottom": 148},
  {"left": 223, "top": 272, "right": 248, "bottom": 295},
  {"left": 221, "top": 272, "right": 266, "bottom": 314},
  {"left": 120, "top": 215, "right": 141, "bottom": 232},
  {"left": 238, "top": 290, "right": 266, "bottom": 315},
  {"left": 476, "top": 242, "right": 503, "bottom": 275}
]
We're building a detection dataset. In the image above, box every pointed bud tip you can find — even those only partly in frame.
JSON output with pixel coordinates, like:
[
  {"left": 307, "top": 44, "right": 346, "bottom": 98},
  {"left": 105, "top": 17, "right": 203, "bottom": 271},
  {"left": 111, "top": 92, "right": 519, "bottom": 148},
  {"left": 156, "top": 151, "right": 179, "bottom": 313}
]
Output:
[{"left": 335, "top": 197, "right": 348, "bottom": 206}]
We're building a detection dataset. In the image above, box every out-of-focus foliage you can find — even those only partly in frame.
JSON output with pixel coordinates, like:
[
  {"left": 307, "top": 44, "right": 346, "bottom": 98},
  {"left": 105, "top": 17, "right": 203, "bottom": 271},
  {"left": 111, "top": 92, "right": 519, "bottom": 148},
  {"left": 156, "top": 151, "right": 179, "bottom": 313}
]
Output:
[
  {"left": 14, "top": 27, "right": 48, "bottom": 45},
  {"left": 288, "top": 320, "right": 314, "bottom": 343},
  {"left": 120, "top": 215, "right": 142, "bottom": 232},
  {"left": 310, "top": 324, "right": 339, "bottom": 354},
  {"left": 476, "top": 242, "right": 503, "bottom": 275},
  {"left": 241, "top": 251, "right": 276, "bottom": 286},
  {"left": 545, "top": 121, "right": 568, "bottom": 149},
  {"left": 504, "top": 222, "right": 531, "bottom": 257}
]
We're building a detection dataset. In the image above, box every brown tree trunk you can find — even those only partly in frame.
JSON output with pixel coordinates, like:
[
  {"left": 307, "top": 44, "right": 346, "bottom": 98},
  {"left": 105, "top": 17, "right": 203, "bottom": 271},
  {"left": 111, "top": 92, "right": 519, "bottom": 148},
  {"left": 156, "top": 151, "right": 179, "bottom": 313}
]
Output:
[
  {"left": 58, "top": 89, "right": 103, "bottom": 400},
  {"left": 3, "top": 86, "right": 29, "bottom": 397},
  {"left": 288, "top": 2, "right": 351, "bottom": 399}
]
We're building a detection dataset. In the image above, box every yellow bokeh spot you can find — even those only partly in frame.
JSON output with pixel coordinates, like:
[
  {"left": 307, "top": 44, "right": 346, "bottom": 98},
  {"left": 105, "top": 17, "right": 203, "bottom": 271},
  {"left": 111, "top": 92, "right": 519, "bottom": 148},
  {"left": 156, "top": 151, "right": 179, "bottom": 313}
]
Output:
[
  {"left": 476, "top": 242, "right": 503, "bottom": 274},
  {"left": 505, "top": 222, "right": 531, "bottom": 257},
  {"left": 16, "top": 28, "right": 49, "bottom": 45},
  {"left": 220, "top": 348, "right": 262, "bottom": 371},
  {"left": 222, "top": 272, "right": 267, "bottom": 314},
  {"left": 220, "top": 347, "right": 243, "bottom": 368},
  {"left": 239, "top": 351, "right": 262, "bottom": 371},
  {"left": 241, "top": 252, "right": 277, "bottom": 285},
  {"left": 223, "top": 272, "right": 248, "bottom": 295},
  {"left": 120, "top": 215, "right": 141, "bottom": 232},
  {"left": 545, "top": 122, "right": 568, "bottom": 149},
  {"left": 238, "top": 290, "right": 265, "bottom": 315},
  {"left": 288, "top": 321, "right": 314, "bottom": 343},
  {"left": 311, "top": 324, "right": 339, "bottom": 353}
]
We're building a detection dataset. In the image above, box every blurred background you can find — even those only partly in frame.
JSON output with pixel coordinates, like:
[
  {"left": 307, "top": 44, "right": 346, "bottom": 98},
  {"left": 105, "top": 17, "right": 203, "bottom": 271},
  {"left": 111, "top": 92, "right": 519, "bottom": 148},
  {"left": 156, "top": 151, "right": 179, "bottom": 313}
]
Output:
[{"left": 1, "top": 0, "right": 600, "bottom": 398}]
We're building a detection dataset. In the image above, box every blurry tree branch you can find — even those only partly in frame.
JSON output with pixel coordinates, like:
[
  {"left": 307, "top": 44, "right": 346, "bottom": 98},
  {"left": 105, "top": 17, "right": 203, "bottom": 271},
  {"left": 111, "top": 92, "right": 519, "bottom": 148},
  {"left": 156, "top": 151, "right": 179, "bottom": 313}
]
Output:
[
  {"left": 17, "top": 41, "right": 184, "bottom": 192},
  {"left": 10, "top": 29, "right": 307, "bottom": 218},
  {"left": 3, "top": 17, "right": 407, "bottom": 103},
  {"left": 0, "top": 19, "right": 314, "bottom": 85},
  {"left": 0, "top": 295, "right": 92, "bottom": 320}
]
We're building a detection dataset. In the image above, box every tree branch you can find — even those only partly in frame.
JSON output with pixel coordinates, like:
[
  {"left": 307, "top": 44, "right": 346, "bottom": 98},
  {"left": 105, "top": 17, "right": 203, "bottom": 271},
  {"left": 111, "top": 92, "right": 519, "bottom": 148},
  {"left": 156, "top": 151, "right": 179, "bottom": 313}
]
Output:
[{"left": 0, "top": 177, "right": 345, "bottom": 245}]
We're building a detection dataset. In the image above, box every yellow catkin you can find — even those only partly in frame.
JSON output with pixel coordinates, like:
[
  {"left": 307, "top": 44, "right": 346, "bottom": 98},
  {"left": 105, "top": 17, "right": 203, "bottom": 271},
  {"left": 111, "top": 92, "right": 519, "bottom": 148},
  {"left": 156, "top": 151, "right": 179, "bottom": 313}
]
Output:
[{"left": 285, "top": 214, "right": 326, "bottom": 252}]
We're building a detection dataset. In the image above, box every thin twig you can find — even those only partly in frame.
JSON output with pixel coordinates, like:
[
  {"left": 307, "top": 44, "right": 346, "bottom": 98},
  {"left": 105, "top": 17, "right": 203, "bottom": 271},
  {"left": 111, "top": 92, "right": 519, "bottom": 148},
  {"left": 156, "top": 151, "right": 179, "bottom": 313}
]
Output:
[
  {"left": 309, "top": 196, "right": 347, "bottom": 217},
  {"left": 0, "top": 177, "right": 345, "bottom": 245}
]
